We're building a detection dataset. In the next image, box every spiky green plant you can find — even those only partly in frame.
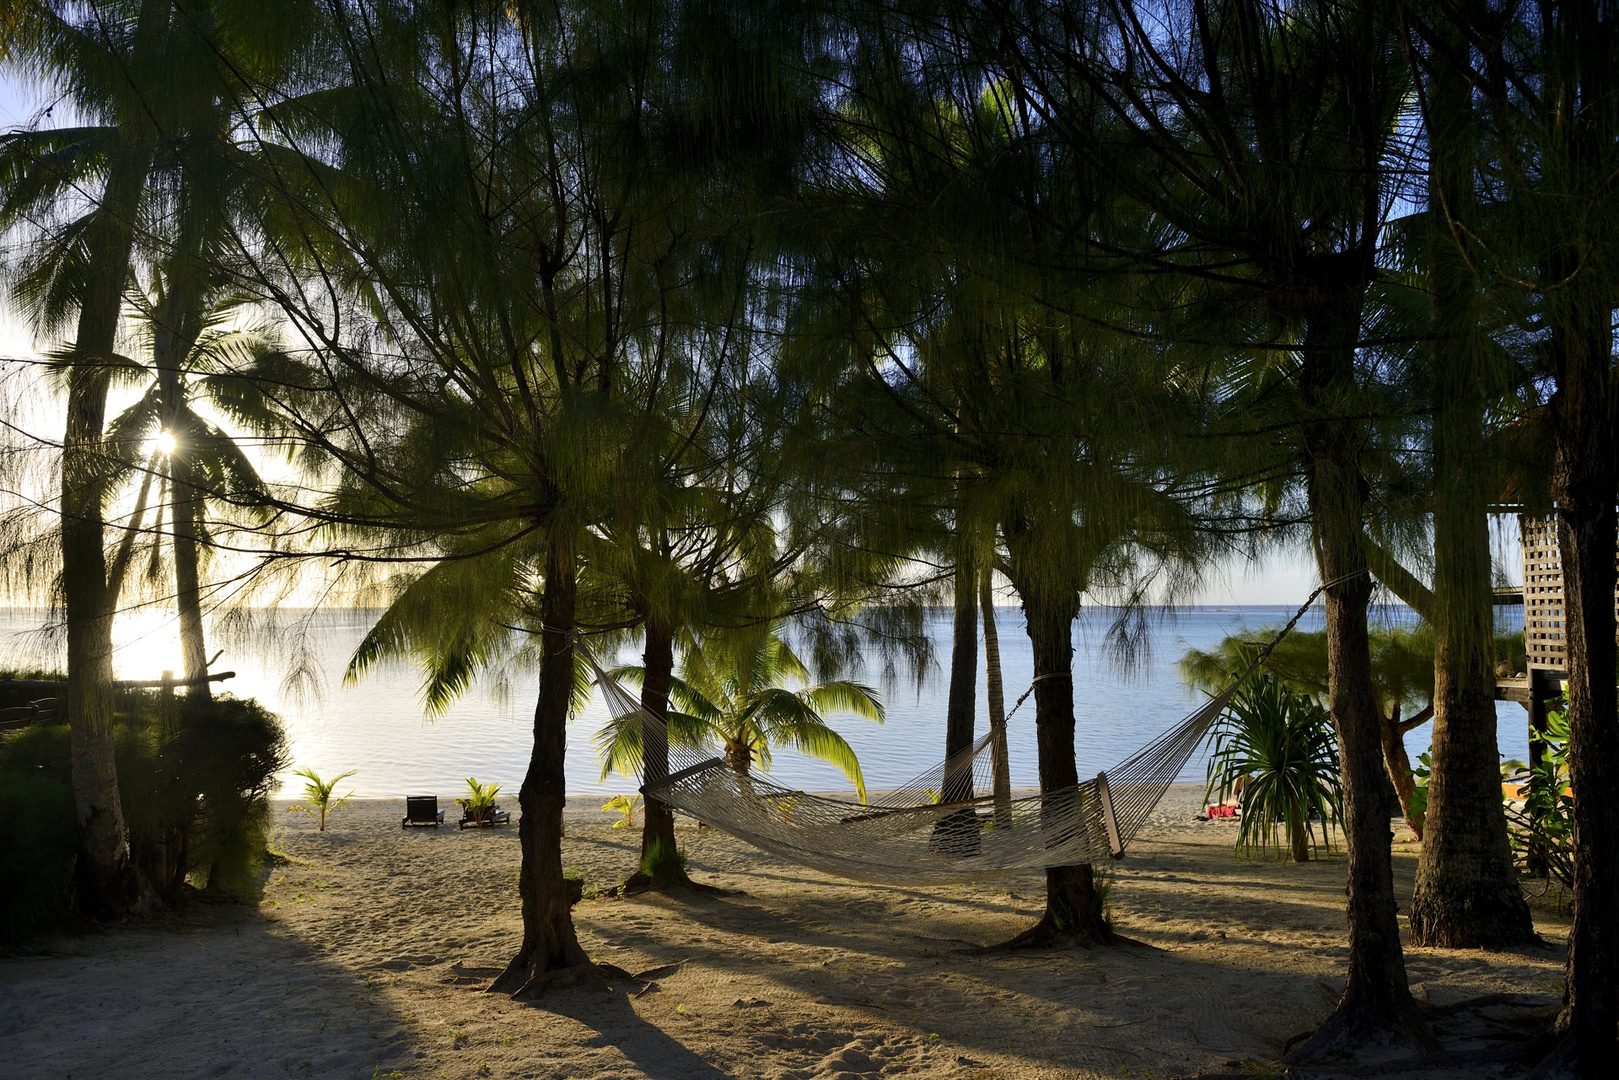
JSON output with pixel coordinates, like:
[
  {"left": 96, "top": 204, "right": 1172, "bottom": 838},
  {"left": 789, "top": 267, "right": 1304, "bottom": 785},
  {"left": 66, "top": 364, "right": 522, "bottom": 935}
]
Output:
[
  {"left": 1205, "top": 674, "right": 1342, "bottom": 863},
  {"left": 286, "top": 768, "right": 356, "bottom": 832},
  {"left": 456, "top": 778, "right": 502, "bottom": 826}
]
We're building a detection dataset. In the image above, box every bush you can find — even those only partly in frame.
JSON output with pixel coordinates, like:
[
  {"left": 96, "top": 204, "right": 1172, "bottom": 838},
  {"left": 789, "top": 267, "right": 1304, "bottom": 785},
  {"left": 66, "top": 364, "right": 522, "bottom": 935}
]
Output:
[
  {"left": 0, "top": 770, "right": 77, "bottom": 944},
  {"left": 0, "top": 682, "right": 289, "bottom": 941},
  {"left": 1503, "top": 699, "right": 1574, "bottom": 891}
]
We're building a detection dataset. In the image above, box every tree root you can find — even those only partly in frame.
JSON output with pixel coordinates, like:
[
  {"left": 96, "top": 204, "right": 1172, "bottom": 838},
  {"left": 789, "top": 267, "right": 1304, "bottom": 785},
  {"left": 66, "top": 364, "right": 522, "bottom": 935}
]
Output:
[
  {"left": 610, "top": 870, "right": 742, "bottom": 898},
  {"left": 1283, "top": 985, "right": 1441, "bottom": 1065},
  {"left": 983, "top": 911, "right": 1112, "bottom": 951}
]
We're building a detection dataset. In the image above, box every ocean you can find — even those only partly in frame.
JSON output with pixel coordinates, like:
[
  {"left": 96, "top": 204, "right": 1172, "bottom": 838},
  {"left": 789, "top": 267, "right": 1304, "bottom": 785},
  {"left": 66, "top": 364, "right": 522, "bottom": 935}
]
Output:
[{"left": 0, "top": 605, "right": 1533, "bottom": 801}]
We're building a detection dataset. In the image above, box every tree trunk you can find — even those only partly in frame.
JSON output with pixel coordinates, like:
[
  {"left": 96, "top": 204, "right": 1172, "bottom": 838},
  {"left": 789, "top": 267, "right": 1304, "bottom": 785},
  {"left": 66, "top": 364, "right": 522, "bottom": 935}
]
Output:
[
  {"left": 1289, "top": 805, "right": 1311, "bottom": 864},
  {"left": 935, "top": 548, "right": 981, "bottom": 854},
  {"left": 168, "top": 476, "right": 211, "bottom": 703},
  {"left": 492, "top": 540, "right": 591, "bottom": 995},
  {"left": 997, "top": 562, "right": 1108, "bottom": 948},
  {"left": 1409, "top": 19, "right": 1534, "bottom": 949},
  {"left": 1545, "top": 295, "right": 1619, "bottom": 1069},
  {"left": 61, "top": 0, "right": 170, "bottom": 919},
  {"left": 1288, "top": 295, "right": 1434, "bottom": 1059},
  {"left": 153, "top": 189, "right": 214, "bottom": 704},
  {"left": 619, "top": 619, "right": 693, "bottom": 893},
  {"left": 1379, "top": 707, "right": 1424, "bottom": 837},
  {"left": 981, "top": 566, "right": 1012, "bottom": 828},
  {"left": 944, "top": 550, "right": 979, "bottom": 800}
]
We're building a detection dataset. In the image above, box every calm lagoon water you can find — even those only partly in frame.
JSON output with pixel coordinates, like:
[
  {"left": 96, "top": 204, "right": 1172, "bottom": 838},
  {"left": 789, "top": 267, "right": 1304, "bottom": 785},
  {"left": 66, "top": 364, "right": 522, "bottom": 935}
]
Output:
[{"left": 0, "top": 605, "right": 1532, "bottom": 800}]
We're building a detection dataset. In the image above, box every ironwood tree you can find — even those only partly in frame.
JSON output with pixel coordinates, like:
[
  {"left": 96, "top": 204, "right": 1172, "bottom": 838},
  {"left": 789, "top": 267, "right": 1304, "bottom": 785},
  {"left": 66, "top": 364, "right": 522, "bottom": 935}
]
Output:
[{"left": 983, "top": 0, "right": 1438, "bottom": 1052}]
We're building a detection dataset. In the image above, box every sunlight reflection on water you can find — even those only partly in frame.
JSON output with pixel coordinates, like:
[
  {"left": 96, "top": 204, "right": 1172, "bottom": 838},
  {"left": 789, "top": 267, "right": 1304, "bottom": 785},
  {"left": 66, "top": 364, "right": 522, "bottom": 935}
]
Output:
[{"left": 0, "top": 604, "right": 1530, "bottom": 800}]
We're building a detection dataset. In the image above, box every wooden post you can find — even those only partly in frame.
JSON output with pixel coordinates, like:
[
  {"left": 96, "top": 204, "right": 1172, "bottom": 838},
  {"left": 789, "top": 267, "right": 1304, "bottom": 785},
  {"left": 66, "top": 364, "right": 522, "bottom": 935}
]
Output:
[
  {"left": 1526, "top": 669, "right": 1552, "bottom": 878},
  {"left": 159, "top": 670, "right": 178, "bottom": 744}
]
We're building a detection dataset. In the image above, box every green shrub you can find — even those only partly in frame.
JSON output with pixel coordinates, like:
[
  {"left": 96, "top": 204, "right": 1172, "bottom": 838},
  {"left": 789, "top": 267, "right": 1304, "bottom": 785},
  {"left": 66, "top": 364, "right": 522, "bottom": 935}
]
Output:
[
  {"left": 0, "top": 771, "right": 77, "bottom": 944},
  {"left": 0, "top": 687, "right": 289, "bottom": 936}
]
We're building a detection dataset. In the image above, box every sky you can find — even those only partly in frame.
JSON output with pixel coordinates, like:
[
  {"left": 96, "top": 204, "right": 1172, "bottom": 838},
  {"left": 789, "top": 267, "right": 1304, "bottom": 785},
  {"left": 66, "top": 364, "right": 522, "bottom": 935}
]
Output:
[{"left": 0, "top": 67, "right": 1525, "bottom": 610}]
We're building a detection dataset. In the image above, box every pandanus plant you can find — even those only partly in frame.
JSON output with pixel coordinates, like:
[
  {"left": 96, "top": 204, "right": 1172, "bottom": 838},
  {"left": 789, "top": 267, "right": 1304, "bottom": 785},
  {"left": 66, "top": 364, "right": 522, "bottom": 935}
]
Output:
[{"left": 1204, "top": 673, "right": 1342, "bottom": 863}]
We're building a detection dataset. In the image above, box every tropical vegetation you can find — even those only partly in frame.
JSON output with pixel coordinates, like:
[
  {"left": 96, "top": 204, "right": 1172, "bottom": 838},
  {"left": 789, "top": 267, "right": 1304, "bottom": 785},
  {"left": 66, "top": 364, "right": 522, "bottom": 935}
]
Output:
[
  {"left": 1204, "top": 673, "right": 1343, "bottom": 864},
  {"left": 2, "top": 0, "right": 1618, "bottom": 1069},
  {"left": 597, "top": 627, "right": 884, "bottom": 802},
  {"left": 287, "top": 767, "right": 357, "bottom": 833}
]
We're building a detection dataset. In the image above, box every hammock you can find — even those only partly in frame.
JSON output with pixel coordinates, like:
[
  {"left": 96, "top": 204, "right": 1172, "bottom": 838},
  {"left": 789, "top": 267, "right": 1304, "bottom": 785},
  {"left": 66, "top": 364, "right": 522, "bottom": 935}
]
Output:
[{"left": 581, "top": 593, "right": 1323, "bottom": 887}]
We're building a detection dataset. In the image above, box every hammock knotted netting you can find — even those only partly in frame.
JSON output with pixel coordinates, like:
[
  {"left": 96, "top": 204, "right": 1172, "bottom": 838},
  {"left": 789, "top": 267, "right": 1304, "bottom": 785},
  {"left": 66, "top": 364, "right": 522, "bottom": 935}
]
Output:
[{"left": 580, "top": 590, "right": 1323, "bottom": 887}]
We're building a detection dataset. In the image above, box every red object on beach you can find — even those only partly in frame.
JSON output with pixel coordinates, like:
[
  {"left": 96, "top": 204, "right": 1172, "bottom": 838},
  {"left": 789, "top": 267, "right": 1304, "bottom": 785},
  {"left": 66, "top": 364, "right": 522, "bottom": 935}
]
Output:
[{"left": 1206, "top": 803, "right": 1238, "bottom": 818}]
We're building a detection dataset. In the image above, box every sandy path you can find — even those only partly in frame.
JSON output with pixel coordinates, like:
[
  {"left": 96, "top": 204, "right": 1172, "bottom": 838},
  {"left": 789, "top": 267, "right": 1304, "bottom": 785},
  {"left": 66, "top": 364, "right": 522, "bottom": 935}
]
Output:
[{"left": 0, "top": 788, "right": 1570, "bottom": 1080}]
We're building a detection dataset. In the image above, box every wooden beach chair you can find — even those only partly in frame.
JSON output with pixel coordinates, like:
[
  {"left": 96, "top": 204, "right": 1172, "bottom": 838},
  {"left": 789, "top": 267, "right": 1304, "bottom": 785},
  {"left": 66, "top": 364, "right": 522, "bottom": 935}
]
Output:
[
  {"left": 402, "top": 795, "right": 445, "bottom": 828},
  {"left": 459, "top": 807, "right": 511, "bottom": 829}
]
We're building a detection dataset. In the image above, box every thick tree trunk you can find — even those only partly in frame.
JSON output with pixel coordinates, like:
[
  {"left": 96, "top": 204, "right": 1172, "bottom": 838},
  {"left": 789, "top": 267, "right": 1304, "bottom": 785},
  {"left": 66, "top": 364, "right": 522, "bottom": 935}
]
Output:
[
  {"left": 61, "top": 0, "right": 170, "bottom": 918},
  {"left": 1545, "top": 305, "right": 1619, "bottom": 1069},
  {"left": 997, "top": 568, "right": 1107, "bottom": 948},
  {"left": 1409, "top": 23, "right": 1534, "bottom": 949},
  {"left": 619, "top": 619, "right": 693, "bottom": 893},
  {"left": 981, "top": 567, "right": 1012, "bottom": 828},
  {"left": 1288, "top": 297, "right": 1434, "bottom": 1059},
  {"left": 493, "top": 541, "right": 591, "bottom": 996}
]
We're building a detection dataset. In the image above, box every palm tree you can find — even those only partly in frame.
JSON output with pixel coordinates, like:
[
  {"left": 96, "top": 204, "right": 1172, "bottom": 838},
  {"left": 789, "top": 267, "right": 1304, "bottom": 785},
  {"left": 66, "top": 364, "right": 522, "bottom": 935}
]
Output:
[
  {"left": 2, "top": 0, "right": 175, "bottom": 916},
  {"left": 2, "top": 0, "right": 316, "bottom": 917},
  {"left": 600, "top": 625, "right": 883, "bottom": 801},
  {"left": 104, "top": 291, "right": 277, "bottom": 688}
]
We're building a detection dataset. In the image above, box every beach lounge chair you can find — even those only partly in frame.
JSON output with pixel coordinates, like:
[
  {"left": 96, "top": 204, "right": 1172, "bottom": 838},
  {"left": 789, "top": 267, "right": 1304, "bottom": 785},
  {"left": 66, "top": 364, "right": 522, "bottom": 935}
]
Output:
[
  {"left": 459, "top": 807, "right": 512, "bottom": 829},
  {"left": 403, "top": 795, "right": 445, "bottom": 828}
]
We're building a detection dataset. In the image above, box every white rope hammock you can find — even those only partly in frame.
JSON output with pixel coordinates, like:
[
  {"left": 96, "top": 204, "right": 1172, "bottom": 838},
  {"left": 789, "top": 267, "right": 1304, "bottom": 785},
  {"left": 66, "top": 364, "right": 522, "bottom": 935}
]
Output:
[{"left": 581, "top": 591, "right": 1327, "bottom": 887}]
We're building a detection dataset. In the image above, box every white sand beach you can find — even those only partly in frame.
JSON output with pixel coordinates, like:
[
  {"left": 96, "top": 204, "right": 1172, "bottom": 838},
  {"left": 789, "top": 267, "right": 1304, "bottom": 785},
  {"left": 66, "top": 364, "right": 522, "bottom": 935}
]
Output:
[{"left": 0, "top": 787, "right": 1570, "bottom": 1080}]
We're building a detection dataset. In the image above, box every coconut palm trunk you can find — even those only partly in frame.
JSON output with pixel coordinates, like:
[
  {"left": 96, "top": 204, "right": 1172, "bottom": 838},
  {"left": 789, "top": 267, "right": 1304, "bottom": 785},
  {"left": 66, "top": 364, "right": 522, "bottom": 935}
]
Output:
[
  {"left": 59, "top": 0, "right": 171, "bottom": 918},
  {"left": 1408, "top": 35, "right": 1532, "bottom": 947},
  {"left": 981, "top": 566, "right": 1012, "bottom": 828},
  {"left": 493, "top": 539, "right": 591, "bottom": 993},
  {"left": 1379, "top": 704, "right": 1426, "bottom": 836},
  {"left": 153, "top": 267, "right": 212, "bottom": 702}
]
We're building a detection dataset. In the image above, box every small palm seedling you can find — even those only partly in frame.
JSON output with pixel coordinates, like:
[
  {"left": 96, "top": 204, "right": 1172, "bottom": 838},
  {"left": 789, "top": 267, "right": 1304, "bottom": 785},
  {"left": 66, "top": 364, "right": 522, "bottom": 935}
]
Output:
[
  {"left": 456, "top": 778, "right": 502, "bottom": 826},
  {"left": 287, "top": 768, "right": 358, "bottom": 832},
  {"left": 1204, "top": 673, "right": 1341, "bottom": 862},
  {"left": 602, "top": 793, "right": 641, "bottom": 829}
]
